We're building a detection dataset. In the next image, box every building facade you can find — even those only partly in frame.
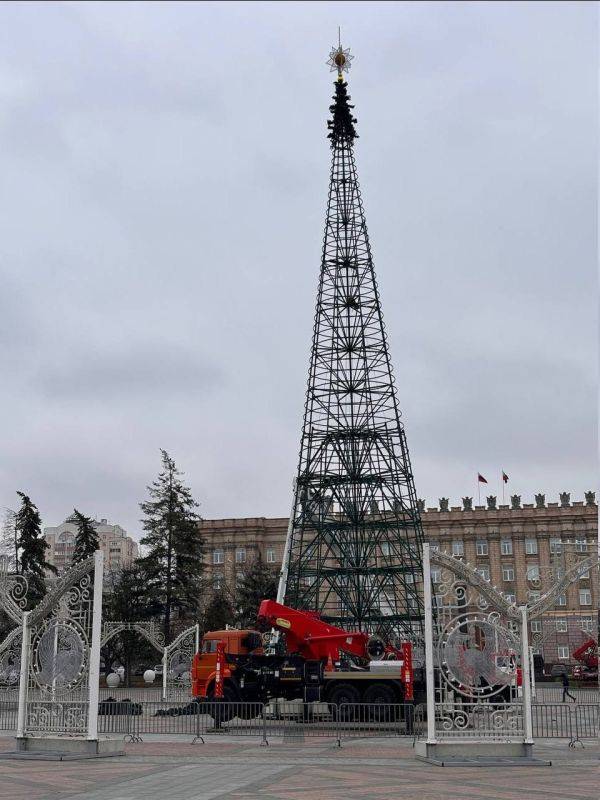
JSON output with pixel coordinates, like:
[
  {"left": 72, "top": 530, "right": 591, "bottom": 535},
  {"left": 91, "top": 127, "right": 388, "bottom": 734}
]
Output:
[
  {"left": 44, "top": 518, "right": 139, "bottom": 577},
  {"left": 198, "top": 492, "right": 598, "bottom": 668}
]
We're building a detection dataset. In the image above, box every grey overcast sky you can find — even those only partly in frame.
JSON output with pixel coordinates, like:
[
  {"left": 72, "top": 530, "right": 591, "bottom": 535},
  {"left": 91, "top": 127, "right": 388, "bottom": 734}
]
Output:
[{"left": 0, "top": 1, "right": 596, "bottom": 538}]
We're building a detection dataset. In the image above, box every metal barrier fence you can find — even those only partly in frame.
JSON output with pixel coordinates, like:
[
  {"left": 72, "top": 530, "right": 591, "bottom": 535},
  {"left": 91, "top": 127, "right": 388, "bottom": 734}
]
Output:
[
  {"left": 533, "top": 686, "right": 599, "bottom": 704},
  {"left": 0, "top": 700, "right": 18, "bottom": 732},
  {"left": 2, "top": 700, "right": 597, "bottom": 744},
  {"left": 532, "top": 703, "right": 599, "bottom": 742},
  {"left": 97, "top": 700, "right": 423, "bottom": 745}
]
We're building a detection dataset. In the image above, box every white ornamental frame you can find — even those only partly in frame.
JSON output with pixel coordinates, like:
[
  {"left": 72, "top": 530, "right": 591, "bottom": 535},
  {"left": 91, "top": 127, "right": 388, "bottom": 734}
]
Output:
[
  {"left": 15, "top": 551, "right": 104, "bottom": 741},
  {"left": 423, "top": 544, "right": 533, "bottom": 744}
]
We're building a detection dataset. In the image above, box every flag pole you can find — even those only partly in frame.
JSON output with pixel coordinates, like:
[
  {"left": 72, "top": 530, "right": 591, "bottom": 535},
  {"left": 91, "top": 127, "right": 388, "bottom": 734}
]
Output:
[
  {"left": 478, "top": 475, "right": 481, "bottom": 506},
  {"left": 502, "top": 474, "right": 505, "bottom": 505}
]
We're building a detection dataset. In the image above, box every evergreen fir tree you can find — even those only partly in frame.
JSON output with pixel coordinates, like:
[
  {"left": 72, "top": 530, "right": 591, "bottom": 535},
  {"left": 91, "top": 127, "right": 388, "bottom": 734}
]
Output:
[
  {"left": 235, "top": 554, "right": 278, "bottom": 628},
  {"left": 202, "top": 586, "right": 234, "bottom": 633},
  {"left": 15, "top": 492, "right": 56, "bottom": 607},
  {"left": 139, "top": 450, "right": 204, "bottom": 643},
  {"left": 68, "top": 509, "right": 100, "bottom": 564}
]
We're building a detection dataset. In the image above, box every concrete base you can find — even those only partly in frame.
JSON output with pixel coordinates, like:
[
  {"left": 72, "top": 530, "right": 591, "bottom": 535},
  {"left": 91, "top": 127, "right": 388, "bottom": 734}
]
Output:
[
  {"left": 0, "top": 737, "right": 125, "bottom": 761},
  {"left": 415, "top": 740, "right": 551, "bottom": 767}
]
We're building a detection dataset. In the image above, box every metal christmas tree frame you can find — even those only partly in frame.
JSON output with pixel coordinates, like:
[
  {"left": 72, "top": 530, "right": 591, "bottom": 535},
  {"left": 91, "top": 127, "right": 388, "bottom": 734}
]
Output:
[{"left": 284, "top": 45, "right": 425, "bottom": 642}]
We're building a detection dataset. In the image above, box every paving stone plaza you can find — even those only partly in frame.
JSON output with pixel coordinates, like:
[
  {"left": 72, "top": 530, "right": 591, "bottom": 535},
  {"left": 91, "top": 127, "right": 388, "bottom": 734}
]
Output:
[{"left": 0, "top": 735, "right": 597, "bottom": 800}]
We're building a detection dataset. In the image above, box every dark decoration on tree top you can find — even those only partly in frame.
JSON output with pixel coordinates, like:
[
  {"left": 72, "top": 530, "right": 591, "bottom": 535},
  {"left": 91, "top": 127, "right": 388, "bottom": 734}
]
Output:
[{"left": 327, "top": 80, "right": 358, "bottom": 144}]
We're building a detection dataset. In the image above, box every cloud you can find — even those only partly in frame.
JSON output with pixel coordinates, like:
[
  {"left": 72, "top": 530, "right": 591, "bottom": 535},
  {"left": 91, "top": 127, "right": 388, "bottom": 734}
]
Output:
[
  {"left": 0, "top": 2, "right": 595, "bottom": 536},
  {"left": 34, "top": 344, "right": 223, "bottom": 401}
]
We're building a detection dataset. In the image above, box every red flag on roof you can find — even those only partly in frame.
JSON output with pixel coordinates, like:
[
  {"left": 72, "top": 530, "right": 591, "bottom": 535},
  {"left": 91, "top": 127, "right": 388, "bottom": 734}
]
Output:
[
  {"left": 478, "top": 473, "right": 488, "bottom": 484},
  {"left": 502, "top": 471, "right": 509, "bottom": 483}
]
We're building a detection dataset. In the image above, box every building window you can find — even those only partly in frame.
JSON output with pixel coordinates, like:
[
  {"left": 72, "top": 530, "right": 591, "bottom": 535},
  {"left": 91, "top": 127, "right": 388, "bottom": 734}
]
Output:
[
  {"left": 526, "top": 565, "right": 540, "bottom": 582},
  {"left": 554, "top": 566, "right": 565, "bottom": 581},
  {"left": 505, "top": 593, "right": 516, "bottom": 604},
  {"left": 555, "top": 619, "right": 568, "bottom": 633},
  {"left": 525, "top": 538, "right": 538, "bottom": 555},
  {"left": 266, "top": 548, "right": 275, "bottom": 563},
  {"left": 579, "top": 589, "right": 592, "bottom": 606},
  {"left": 575, "top": 538, "right": 588, "bottom": 553},
  {"left": 500, "top": 539, "right": 512, "bottom": 555},
  {"left": 530, "top": 620, "right": 541, "bottom": 633},
  {"left": 581, "top": 617, "right": 594, "bottom": 633},
  {"left": 579, "top": 568, "right": 590, "bottom": 580},
  {"left": 502, "top": 566, "right": 514, "bottom": 582},
  {"left": 235, "top": 548, "right": 246, "bottom": 564},
  {"left": 213, "top": 573, "right": 223, "bottom": 589},
  {"left": 212, "top": 549, "right": 224, "bottom": 565},
  {"left": 528, "top": 590, "right": 541, "bottom": 602},
  {"left": 429, "top": 544, "right": 439, "bottom": 552},
  {"left": 476, "top": 540, "right": 488, "bottom": 556},
  {"left": 557, "top": 646, "right": 569, "bottom": 661},
  {"left": 381, "top": 542, "right": 391, "bottom": 556},
  {"left": 549, "top": 538, "right": 562, "bottom": 554},
  {"left": 476, "top": 567, "right": 490, "bottom": 582},
  {"left": 236, "top": 571, "right": 245, "bottom": 585},
  {"left": 431, "top": 568, "right": 441, "bottom": 584},
  {"left": 451, "top": 540, "right": 464, "bottom": 557},
  {"left": 556, "top": 594, "right": 567, "bottom": 607}
]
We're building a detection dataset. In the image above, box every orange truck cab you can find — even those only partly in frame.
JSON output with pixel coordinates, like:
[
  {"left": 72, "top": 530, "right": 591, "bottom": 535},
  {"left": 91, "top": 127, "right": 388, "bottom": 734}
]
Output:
[{"left": 191, "top": 629, "right": 263, "bottom": 699}]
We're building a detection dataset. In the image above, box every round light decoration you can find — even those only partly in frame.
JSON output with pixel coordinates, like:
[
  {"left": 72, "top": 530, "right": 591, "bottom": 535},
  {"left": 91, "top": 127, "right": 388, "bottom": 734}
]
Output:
[
  {"left": 106, "top": 672, "right": 121, "bottom": 688},
  {"left": 143, "top": 669, "right": 156, "bottom": 684}
]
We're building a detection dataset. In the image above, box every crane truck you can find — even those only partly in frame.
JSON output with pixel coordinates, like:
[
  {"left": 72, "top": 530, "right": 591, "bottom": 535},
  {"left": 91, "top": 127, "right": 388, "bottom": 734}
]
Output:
[
  {"left": 571, "top": 638, "right": 598, "bottom": 682},
  {"left": 191, "top": 599, "right": 417, "bottom": 719}
]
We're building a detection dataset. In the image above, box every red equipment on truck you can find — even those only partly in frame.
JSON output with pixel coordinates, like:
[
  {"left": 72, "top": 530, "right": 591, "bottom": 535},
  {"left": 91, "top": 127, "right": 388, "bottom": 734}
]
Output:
[
  {"left": 571, "top": 638, "right": 598, "bottom": 681},
  {"left": 191, "top": 600, "right": 415, "bottom": 714}
]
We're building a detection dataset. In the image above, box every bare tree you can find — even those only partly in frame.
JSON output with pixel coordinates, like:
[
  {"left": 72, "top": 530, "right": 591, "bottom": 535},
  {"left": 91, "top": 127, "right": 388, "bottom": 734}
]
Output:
[{"left": 0, "top": 507, "right": 18, "bottom": 572}]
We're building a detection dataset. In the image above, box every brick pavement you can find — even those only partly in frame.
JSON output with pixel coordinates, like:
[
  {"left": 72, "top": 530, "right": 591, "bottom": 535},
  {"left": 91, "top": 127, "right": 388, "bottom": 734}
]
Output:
[{"left": 0, "top": 736, "right": 596, "bottom": 800}]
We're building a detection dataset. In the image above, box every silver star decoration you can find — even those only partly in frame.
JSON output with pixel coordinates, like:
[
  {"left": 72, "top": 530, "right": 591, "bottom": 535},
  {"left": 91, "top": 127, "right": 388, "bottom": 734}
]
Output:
[{"left": 327, "top": 45, "right": 354, "bottom": 75}]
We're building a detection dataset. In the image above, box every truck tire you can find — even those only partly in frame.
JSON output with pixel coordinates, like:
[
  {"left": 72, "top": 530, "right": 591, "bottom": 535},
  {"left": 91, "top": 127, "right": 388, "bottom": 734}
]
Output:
[
  {"left": 207, "top": 683, "right": 239, "bottom": 722},
  {"left": 362, "top": 683, "right": 398, "bottom": 722},
  {"left": 326, "top": 683, "right": 360, "bottom": 721}
]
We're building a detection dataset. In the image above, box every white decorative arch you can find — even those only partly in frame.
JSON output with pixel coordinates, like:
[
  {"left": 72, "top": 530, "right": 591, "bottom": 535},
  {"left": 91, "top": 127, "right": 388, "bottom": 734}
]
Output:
[{"left": 101, "top": 621, "right": 164, "bottom": 652}]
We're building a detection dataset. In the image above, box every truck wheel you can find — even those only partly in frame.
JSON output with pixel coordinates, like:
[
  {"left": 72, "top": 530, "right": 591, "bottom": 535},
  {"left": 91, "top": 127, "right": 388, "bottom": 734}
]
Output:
[
  {"left": 326, "top": 683, "right": 360, "bottom": 721},
  {"left": 362, "top": 684, "right": 398, "bottom": 722}
]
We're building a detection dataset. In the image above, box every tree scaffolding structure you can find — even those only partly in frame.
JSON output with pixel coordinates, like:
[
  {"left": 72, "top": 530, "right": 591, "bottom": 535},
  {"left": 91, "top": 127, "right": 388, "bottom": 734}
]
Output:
[{"left": 284, "top": 47, "right": 425, "bottom": 642}]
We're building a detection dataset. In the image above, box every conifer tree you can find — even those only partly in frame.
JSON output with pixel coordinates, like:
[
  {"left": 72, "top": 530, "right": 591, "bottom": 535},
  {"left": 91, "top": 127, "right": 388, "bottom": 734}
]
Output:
[
  {"left": 15, "top": 492, "right": 56, "bottom": 607},
  {"left": 202, "top": 586, "right": 234, "bottom": 633},
  {"left": 68, "top": 509, "right": 100, "bottom": 564},
  {"left": 235, "top": 554, "right": 278, "bottom": 628},
  {"left": 139, "top": 450, "right": 204, "bottom": 643}
]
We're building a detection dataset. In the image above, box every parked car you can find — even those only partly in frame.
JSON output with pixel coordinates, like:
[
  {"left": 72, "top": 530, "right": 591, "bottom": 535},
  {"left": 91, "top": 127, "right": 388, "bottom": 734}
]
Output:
[
  {"left": 153, "top": 663, "right": 163, "bottom": 676},
  {"left": 550, "top": 663, "right": 570, "bottom": 678}
]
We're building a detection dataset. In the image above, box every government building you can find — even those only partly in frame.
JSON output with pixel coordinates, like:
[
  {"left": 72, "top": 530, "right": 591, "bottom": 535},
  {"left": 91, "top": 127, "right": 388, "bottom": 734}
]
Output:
[{"left": 198, "top": 491, "right": 598, "bottom": 669}]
